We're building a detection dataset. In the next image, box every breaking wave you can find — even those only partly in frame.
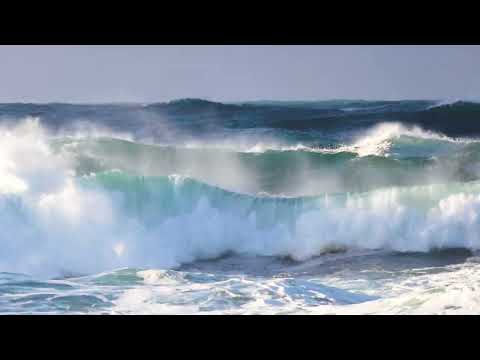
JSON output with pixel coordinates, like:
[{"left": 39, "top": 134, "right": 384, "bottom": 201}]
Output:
[{"left": 4, "top": 119, "right": 480, "bottom": 277}]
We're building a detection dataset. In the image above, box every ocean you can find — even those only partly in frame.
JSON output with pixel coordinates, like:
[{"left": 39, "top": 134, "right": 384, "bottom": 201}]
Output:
[{"left": 2, "top": 98, "right": 480, "bottom": 314}]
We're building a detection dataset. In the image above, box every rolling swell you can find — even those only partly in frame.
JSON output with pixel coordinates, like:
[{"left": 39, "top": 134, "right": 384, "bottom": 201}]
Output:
[
  {"left": 74, "top": 171, "right": 480, "bottom": 260},
  {"left": 55, "top": 133, "right": 480, "bottom": 196},
  {"left": 2, "top": 99, "right": 480, "bottom": 138},
  {"left": 5, "top": 157, "right": 480, "bottom": 277}
]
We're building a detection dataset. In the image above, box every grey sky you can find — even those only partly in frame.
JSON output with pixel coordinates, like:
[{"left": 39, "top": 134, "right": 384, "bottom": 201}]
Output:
[{"left": 0, "top": 45, "right": 479, "bottom": 103}]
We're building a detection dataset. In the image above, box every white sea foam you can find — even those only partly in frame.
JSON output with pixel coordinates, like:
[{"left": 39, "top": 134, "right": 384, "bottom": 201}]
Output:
[
  {"left": 309, "top": 262, "right": 480, "bottom": 315},
  {"left": 322, "top": 122, "right": 473, "bottom": 157}
]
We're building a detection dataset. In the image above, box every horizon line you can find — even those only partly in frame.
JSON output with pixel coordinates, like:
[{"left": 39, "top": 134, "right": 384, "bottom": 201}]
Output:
[{"left": 0, "top": 97, "right": 456, "bottom": 106}]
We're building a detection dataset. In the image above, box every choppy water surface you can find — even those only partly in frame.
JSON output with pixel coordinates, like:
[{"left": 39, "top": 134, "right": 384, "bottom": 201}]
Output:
[{"left": 2, "top": 99, "right": 480, "bottom": 314}]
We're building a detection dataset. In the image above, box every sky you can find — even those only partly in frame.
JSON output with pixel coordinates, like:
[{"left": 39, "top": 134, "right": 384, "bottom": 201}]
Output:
[{"left": 0, "top": 45, "right": 479, "bottom": 103}]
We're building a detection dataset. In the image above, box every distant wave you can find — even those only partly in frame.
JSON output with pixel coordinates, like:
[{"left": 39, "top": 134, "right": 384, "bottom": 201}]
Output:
[
  {"left": 49, "top": 122, "right": 480, "bottom": 196},
  {"left": 3, "top": 98, "right": 480, "bottom": 138},
  {"left": 426, "top": 99, "right": 480, "bottom": 110}
]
